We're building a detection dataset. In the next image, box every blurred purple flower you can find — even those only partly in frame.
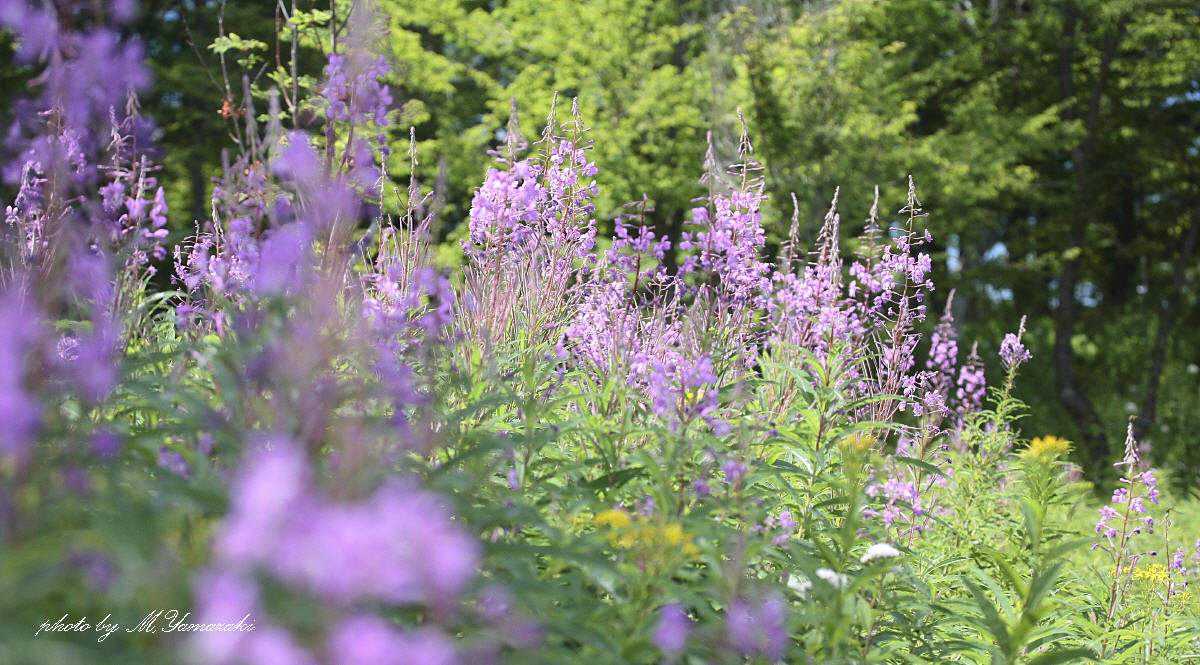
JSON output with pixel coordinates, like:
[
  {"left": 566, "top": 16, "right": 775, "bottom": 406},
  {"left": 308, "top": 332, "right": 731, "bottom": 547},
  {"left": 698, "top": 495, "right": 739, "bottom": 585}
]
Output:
[
  {"left": 158, "top": 446, "right": 189, "bottom": 478},
  {"left": 91, "top": 430, "right": 121, "bottom": 459},
  {"left": 192, "top": 570, "right": 261, "bottom": 665},
  {"left": 0, "top": 290, "right": 42, "bottom": 462},
  {"left": 725, "top": 593, "right": 787, "bottom": 661},
  {"left": 67, "top": 549, "right": 116, "bottom": 591},
  {"left": 326, "top": 616, "right": 455, "bottom": 665},
  {"left": 215, "top": 438, "right": 479, "bottom": 607},
  {"left": 242, "top": 625, "right": 317, "bottom": 665},
  {"left": 149, "top": 186, "right": 168, "bottom": 228},
  {"left": 217, "top": 439, "right": 313, "bottom": 563},
  {"left": 652, "top": 603, "right": 690, "bottom": 657},
  {"left": 254, "top": 223, "right": 313, "bottom": 295},
  {"left": 721, "top": 459, "right": 748, "bottom": 486},
  {"left": 1, "top": 2, "right": 150, "bottom": 187}
]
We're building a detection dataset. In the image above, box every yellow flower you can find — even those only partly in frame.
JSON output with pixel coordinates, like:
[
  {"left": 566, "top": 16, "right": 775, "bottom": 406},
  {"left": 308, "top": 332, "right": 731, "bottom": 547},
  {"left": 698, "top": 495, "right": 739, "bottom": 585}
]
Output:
[
  {"left": 593, "top": 511, "right": 698, "bottom": 561},
  {"left": 1020, "top": 435, "right": 1071, "bottom": 463},
  {"left": 594, "top": 509, "right": 632, "bottom": 529},
  {"left": 661, "top": 523, "right": 686, "bottom": 546},
  {"left": 839, "top": 432, "right": 875, "bottom": 457},
  {"left": 1132, "top": 564, "right": 1170, "bottom": 585}
]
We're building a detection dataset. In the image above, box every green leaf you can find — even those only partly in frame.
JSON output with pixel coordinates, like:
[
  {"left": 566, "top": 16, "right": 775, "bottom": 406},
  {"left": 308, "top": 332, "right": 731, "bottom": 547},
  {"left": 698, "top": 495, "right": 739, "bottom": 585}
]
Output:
[
  {"left": 1024, "top": 562, "right": 1064, "bottom": 619},
  {"left": 963, "top": 576, "right": 1010, "bottom": 647},
  {"left": 1019, "top": 497, "right": 1043, "bottom": 552},
  {"left": 893, "top": 455, "right": 947, "bottom": 478},
  {"left": 977, "top": 546, "right": 1027, "bottom": 598},
  {"left": 1025, "top": 647, "right": 1096, "bottom": 665},
  {"left": 209, "top": 33, "right": 267, "bottom": 55},
  {"left": 582, "top": 466, "right": 646, "bottom": 491}
]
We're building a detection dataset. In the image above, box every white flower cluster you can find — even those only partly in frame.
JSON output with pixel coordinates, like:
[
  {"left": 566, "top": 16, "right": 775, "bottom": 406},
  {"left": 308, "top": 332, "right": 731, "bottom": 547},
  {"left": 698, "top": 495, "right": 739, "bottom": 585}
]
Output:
[
  {"left": 816, "top": 568, "right": 848, "bottom": 589},
  {"left": 860, "top": 542, "right": 901, "bottom": 563}
]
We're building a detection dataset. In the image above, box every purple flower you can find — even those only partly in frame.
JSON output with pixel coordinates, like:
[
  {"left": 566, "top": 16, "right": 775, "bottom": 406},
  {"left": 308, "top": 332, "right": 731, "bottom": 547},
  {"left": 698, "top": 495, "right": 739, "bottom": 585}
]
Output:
[
  {"left": 99, "top": 180, "right": 125, "bottom": 212},
  {"left": 644, "top": 354, "right": 723, "bottom": 432},
  {"left": 0, "top": 290, "right": 42, "bottom": 462},
  {"left": 326, "top": 616, "right": 455, "bottom": 665},
  {"left": 91, "top": 430, "right": 121, "bottom": 459},
  {"left": 216, "top": 439, "right": 313, "bottom": 563},
  {"left": 67, "top": 549, "right": 116, "bottom": 591},
  {"left": 197, "top": 435, "right": 480, "bottom": 665},
  {"left": 2, "top": 3, "right": 150, "bottom": 191},
  {"left": 465, "top": 161, "right": 542, "bottom": 256},
  {"left": 191, "top": 571, "right": 261, "bottom": 665},
  {"left": 637, "top": 494, "right": 655, "bottom": 517},
  {"left": 1094, "top": 505, "right": 1120, "bottom": 543},
  {"left": 679, "top": 186, "right": 771, "bottom": 308},
  {"left": 150, "top": 186, "right": 168, "bottom": 228},
  {"left": 322, "top": 53, "right": 392, "bottom": 128},
  {"left": 197, "top": 433, "right": 214, "bottom": 457},
  {"left": 770, "top": 510, "right": 797, "bottom": 545},
  {"left": 157, "top": 446, "right": 189, "bottom": 478},
  {"left": 475, "top": 586, "right": 540, "bottom": 648},
  {"left": 477, "top": 586, "right": 514, "bottom": 623},
  {"left": 1094, "top": 463, "right": 1161, "bottom": 550},
  {"left": 999, "top": 318, "right": 1031, "bottom": 370},
  {"left": 63, "top": 327, "right": 119, "bottom": 403},
  {"left": 125, "top": 195, "right": 148, "bottom": 221},
  {"left": 272, "top": 132, "right": 359, "bottom": 232},
  {"left": 778, "top": 510, "right": 796, "bottom": 530},
  {"left": 925, "top": 292, "right": 959, "bottom": 418},
  {"left": 254, "top": 223, "right": 313, "bottom": 295},
  {"left": 725, "top": 600, "right": 757, "bottom": 656},
  {"left": 241, "top": 625, "right": 317, "bottom": 665},
  {"left": 215, "top": 438, "right": 479, "bottom": 607},
  {"left": 725, "top": 594, "right": 787, "bottom": 661},
  {"left": 955, "top": 342, "right": 986, "bottom": 416},
  {"left": 721, "top": 459, "right": 748, "bottom": 486},
  {"left": 463, "top": 126, "right": 597, "bottom": 274},
  {"left": 1170, "top": 547, "right": 1186, "bottom": 574},
  {"left": 1136, "top": 470, "right": 1158, "bottom": 504},
  {"left": 652, "top": 603, "right": 690, "bottom": 657},
  {"left": 863, "top": 475, "right": 925, "bottom": 531}
]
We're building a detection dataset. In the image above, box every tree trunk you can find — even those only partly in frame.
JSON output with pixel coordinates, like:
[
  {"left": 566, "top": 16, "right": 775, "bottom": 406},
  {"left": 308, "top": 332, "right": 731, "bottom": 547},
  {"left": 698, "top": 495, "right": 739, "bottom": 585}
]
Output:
[
  {"left": 1053, "top": 3, "right": 1126, "bottom": 474},
  {"left": 1137, "top": 195, "right": 1200, "bottom": 442}
]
